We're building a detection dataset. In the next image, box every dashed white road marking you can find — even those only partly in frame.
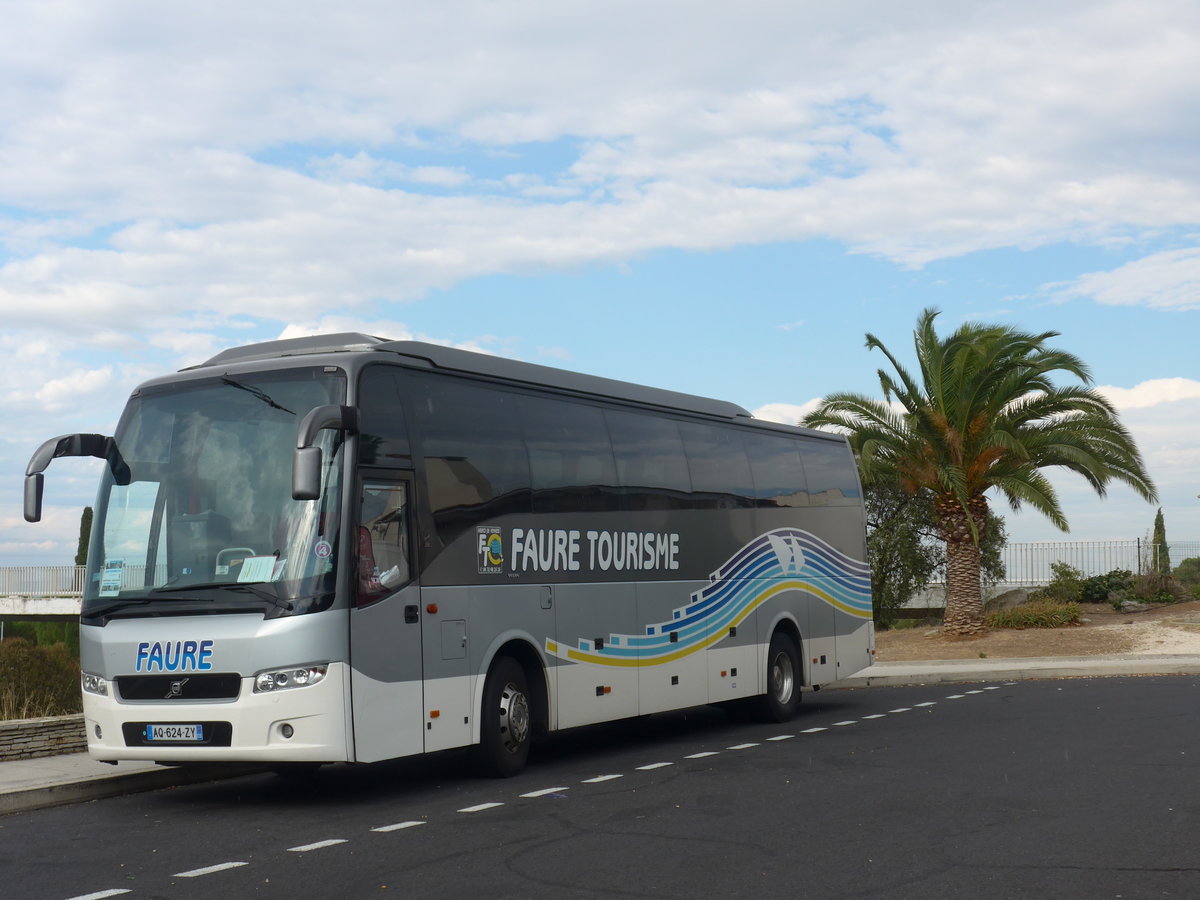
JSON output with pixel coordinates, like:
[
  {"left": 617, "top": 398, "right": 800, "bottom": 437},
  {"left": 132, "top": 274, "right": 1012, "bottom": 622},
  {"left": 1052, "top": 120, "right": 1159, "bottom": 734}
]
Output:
[
  {"left": 520, "top": 787, "right": 569, "bottom": 798},
  {"left": 65, "top": 686, "right": 1020, "bottom": 900},
  {"left": 174, "top": 862, "right": 248, "bottom": 878},
  {"left": 287, "top": 839, "right": 348, "bottom": 852},
  {"left": 372, "top": 821, "right": 426, "bottom": 833},
  {"left": 458, "top": 802, "right": 504, "bottom": 813}
]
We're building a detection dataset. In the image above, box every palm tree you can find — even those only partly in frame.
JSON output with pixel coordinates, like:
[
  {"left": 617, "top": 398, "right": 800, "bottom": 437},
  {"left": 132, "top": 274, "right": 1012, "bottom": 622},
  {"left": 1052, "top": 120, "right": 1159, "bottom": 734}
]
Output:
[{"left": 802, "top": 308, "right": 1157, "bottom": 635}]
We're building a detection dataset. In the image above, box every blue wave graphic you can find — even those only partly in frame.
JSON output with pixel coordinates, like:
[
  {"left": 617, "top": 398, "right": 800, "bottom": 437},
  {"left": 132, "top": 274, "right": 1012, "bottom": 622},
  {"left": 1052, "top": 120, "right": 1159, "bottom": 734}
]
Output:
[{"left": 546, "top": 528, "right": 870, "bottom": 667}]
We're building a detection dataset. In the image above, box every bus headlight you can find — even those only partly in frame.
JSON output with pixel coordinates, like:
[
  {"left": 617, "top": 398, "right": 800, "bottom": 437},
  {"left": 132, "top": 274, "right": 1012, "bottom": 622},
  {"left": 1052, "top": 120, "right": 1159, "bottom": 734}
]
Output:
[
  {"left": 81, "top": 672, "right": 109, "bottom": 696},
  {"left": 254, "top": 664, "right": 328, "bottom": 693}
]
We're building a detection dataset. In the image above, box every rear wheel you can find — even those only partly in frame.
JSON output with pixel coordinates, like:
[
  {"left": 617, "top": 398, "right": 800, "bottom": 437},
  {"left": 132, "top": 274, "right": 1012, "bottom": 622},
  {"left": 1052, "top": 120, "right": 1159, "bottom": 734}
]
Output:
[
  {"left": 758, "top": 631, "right": 801, "bottom": 722},
  {"left": 476, "top": 656, "right": 532, "bottom": 777}
]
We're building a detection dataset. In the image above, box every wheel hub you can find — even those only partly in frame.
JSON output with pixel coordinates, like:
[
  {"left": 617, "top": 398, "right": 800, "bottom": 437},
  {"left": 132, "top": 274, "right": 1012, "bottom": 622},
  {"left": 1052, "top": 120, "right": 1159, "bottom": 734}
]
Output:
[
  {"left": 498, "top": 681, "right": 530, "bottom": 753},
  {"left": 770, "top": 650, "right": 795, "bottom": 705}
]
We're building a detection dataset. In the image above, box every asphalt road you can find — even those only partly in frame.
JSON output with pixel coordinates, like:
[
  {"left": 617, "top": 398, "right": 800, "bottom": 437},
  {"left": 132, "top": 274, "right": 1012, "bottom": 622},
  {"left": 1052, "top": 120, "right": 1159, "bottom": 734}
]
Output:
[{"left": 4, "top": 676, "right": 1199, "bottom": 900}]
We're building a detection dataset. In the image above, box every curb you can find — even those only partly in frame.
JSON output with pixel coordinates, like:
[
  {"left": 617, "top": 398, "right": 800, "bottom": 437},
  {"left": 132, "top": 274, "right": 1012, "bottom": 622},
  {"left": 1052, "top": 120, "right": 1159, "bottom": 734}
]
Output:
[
  {"left": 832, "top": 654, "right": 1200, "bottom": 689},
  {"left": 0, "top": 764, "right": 264, "bottom": 817}
]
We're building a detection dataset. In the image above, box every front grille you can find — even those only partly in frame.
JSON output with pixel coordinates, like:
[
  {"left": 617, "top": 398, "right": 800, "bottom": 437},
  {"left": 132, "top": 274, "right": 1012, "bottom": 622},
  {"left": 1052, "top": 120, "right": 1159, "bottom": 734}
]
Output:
[{"left": 115, "top": 673, "right": 242, "bottom": 701}]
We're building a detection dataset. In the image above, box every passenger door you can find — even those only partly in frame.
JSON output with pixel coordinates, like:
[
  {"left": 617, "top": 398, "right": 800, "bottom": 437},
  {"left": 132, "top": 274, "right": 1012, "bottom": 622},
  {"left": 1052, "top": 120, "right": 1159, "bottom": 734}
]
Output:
[{"left": 349, "top": 473, "right": 425, "bottom": 762}]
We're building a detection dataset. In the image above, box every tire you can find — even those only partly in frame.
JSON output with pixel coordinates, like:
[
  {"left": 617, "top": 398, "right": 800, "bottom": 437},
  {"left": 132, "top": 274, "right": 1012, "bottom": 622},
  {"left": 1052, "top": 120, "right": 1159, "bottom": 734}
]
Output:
[
  {"left": 476, "top": 656, "right": 532, "bottom": 777},
  {"left": 758, "top": 631, "right": 802, "bottom": 722}
]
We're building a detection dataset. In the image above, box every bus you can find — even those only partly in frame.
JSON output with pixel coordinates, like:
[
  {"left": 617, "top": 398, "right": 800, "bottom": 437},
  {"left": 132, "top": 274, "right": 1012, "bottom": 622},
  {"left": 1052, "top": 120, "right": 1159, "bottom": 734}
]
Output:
[{"left": 24, "top": 333, "right": 872, "bottom": 776}]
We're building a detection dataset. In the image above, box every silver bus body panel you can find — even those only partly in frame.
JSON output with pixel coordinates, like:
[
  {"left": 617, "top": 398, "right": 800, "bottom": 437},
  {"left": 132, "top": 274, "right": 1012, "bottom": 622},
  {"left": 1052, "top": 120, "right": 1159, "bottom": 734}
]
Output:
[{"left": 80, "top": 611, "right": 353, "bottom": 762}]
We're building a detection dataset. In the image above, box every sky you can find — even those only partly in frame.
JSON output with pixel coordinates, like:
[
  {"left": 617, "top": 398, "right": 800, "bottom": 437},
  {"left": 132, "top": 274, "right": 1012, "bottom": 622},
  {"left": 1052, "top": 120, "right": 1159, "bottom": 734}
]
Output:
[{"left": 3, "top": 0, "right": 1200, "bottom": 566}]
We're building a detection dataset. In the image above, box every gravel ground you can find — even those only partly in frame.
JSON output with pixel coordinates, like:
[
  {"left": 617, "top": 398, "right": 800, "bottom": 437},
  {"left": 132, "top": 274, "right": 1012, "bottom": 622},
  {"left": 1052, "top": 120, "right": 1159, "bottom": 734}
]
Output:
[{"left": 875, "top": 598, "right": 1200, "bottom": 661}]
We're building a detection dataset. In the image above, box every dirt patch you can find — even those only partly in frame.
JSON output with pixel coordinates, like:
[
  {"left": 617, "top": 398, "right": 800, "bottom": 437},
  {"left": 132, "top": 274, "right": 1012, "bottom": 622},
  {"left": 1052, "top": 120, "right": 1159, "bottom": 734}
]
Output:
[{"left": 876, "top": 598, "right": 1200, "bottom": 661}]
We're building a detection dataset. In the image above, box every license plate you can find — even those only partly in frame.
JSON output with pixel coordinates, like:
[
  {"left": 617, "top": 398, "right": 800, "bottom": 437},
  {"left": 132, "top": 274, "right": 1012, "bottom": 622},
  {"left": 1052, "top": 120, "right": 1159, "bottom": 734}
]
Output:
[{"left": 146, "top": 724, "right": 204, "bottom": 742}]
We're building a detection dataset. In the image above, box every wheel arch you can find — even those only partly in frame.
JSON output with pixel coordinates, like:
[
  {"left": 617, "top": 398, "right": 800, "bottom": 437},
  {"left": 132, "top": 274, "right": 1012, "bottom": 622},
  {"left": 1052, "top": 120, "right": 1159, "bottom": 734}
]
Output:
[
  {"left": 761, "top": 611, "right": 806, "bottom": 690},
  {"left": 474, "top": 633, "right": 550, "bottom": 743}
]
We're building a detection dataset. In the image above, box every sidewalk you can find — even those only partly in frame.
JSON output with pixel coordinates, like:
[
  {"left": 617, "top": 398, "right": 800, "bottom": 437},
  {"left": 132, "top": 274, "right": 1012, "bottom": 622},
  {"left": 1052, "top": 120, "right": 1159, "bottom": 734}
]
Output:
[
  {"left": 5, "top": 652, "right": 1200, "bottom": 816},
  {"left": 0, "top": 754, "right": 263, "bottom": 816}
]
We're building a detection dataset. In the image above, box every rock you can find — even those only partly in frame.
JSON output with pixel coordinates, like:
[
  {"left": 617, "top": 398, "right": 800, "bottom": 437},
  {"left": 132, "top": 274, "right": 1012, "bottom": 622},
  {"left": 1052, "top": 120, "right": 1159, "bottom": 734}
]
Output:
[
  {"left": 985, "top": 588, "right": 1030, "bottom": 612},
  {"left": 1120, "top": 600, "right": 1149, "bottom": 613}
]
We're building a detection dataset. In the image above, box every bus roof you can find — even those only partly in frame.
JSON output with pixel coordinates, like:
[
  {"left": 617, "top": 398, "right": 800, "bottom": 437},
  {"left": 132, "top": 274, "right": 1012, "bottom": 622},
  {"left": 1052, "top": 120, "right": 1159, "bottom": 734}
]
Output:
[{"left": 190, "top": 332, "right": 831, "bottom": 435}]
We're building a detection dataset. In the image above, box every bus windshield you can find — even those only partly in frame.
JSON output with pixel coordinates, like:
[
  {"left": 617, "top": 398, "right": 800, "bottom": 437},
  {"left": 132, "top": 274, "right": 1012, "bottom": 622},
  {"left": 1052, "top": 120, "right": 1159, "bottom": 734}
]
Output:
[{"left": 82, "top": 367, "right": 347, "bottom": 617}]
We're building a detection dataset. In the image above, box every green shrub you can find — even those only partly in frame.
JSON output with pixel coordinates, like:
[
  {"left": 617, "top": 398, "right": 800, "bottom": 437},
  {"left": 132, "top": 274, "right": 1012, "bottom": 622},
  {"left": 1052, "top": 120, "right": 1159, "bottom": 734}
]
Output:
[
  {"left": 1112, "top": 572, "right": 1187, "bottom": 608},
  {"left": 1080, "top": 569, "right": 1132, "bottom": 605},
  {"left": 0, "top": 638, "right": 82, "bottom": 720},
  {"left": 985, "top": 599, "right": 1081, "bottom": 629},
  {"left": 1172, "top": 557, "right": 1200, "bottom": 585},
  {"left": 1029, "top": 562, "right": 1084, "bottom": 604}
]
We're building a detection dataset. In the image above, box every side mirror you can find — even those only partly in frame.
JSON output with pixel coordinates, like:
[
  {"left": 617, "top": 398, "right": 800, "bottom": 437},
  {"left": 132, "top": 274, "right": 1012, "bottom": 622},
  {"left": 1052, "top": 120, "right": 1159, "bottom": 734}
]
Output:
[
  {"left": 24, "top": 473, "right": 44, "bottom": 524},
  {"left": 292, "top": 406, "right": 358, "bottom": 501},
  {"left": 24, "top": 433, "right": 116, "bottom": 523}
]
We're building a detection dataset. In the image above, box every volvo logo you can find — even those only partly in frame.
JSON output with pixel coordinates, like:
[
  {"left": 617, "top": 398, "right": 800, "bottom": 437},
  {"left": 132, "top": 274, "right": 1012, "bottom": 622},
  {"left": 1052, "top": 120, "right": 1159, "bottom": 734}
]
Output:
[{"left": 165, "top": 677, "right": 190, "bottom": 700}]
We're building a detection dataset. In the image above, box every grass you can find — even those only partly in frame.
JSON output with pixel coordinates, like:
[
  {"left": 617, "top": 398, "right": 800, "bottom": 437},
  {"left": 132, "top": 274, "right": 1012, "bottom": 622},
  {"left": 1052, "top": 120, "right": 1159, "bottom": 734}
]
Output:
[{"left": 985, "top": 599, "right": 1081, "bottom": 630}]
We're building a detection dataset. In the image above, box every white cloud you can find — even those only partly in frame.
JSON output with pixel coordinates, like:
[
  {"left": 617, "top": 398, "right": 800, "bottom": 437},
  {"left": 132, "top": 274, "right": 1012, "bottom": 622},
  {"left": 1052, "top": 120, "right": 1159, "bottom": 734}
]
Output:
[
  {"left": 3, "top": 0, "right": 1199, "bottom": 298},
  {"left": 1052, "top": 247, "right": 1200, "bottom": 311},
  {"left": 752, "top": 401, "right": 822, "bottom": 426},
  {"left": 1097, "top": 378, "right": 1200, "bottom": 410}
]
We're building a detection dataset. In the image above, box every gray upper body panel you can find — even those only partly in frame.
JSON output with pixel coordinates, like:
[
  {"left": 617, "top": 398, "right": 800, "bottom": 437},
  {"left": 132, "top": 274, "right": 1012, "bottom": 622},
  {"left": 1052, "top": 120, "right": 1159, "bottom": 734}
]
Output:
[{"left": 172, "top": 332, "right": 840, "bottom": 443}]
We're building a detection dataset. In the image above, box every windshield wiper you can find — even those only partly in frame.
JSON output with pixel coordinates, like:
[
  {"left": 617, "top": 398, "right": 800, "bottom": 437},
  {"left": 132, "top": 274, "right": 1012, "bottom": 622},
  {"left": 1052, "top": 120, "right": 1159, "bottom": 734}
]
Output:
[
  {"left": 149, "top": 582, "right": 294, "bottom": 611},
  {"left": 220, "top": 377, "right": 295, "bottom": 414},
  {"left": 85, "top": 598, "right": 160, "bottom": 618}
]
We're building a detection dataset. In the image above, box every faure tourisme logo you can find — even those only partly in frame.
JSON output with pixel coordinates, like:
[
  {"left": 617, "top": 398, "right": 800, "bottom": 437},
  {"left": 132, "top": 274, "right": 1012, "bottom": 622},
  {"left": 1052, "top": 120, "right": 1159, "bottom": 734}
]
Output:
[{"left": 477, "top": 526, "right": 504, "bottom": 574}]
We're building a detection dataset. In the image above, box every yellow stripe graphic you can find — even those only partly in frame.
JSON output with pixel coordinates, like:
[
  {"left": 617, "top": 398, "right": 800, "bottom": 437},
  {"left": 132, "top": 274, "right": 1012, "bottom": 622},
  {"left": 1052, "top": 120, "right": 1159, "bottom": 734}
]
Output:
[{"left": 553, "top": 580, "right": 869, "bottom": 668}]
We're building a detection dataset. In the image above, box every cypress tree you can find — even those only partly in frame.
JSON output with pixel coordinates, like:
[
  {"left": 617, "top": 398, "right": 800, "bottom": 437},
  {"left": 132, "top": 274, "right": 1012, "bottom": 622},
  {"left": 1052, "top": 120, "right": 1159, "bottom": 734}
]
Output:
[{"left": 1151, "top": 507, "right": 1170, "bottom": 575}]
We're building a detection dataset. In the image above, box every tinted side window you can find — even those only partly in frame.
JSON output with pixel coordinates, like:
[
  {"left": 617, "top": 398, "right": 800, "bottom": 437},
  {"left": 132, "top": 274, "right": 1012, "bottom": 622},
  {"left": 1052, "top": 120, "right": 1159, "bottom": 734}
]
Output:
[
  {"left": 678, "top": 422, "right": 754, "bottom": 507},
  {"left": 519, "top": 396, "right": 620, "bottom": 512},
  {"left": 606, "top": 409, "right": 691, "bottom": 510},
  {"left": 409, "top": 375, "right": 531, "bottom": 544},
  {"left": 357, "top": 367, "right": 412, "bottom": 467},
  {"left": 803, "top": 438, "right": 861, "bottom": 506},
  {"left": 745, "top": 432, "right": 809, "bottom": 507}
]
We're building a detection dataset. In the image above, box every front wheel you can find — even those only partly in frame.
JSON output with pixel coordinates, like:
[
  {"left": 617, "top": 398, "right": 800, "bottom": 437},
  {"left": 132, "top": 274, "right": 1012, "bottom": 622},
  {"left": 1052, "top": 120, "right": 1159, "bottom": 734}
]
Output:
[
  {"left": 757, "top": 632, "right": 802, "bottom": 722},
  {"left": 476, "top": 656, "right": 532, "bottom": 777}
]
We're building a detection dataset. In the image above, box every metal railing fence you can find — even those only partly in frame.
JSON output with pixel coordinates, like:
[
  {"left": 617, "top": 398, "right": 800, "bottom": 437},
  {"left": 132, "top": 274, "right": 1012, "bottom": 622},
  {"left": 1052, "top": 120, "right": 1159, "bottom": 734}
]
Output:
[
  {"left": 0, "top": 565, "right": 85, "bottom": 597},
  {"left": 991, "top": 540, "right": 1200, "bottom": 585}
]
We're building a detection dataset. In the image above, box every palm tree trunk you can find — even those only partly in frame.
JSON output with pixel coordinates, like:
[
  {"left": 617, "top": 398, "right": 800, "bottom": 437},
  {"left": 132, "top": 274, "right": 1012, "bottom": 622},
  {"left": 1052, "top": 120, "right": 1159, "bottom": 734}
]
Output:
[
  {"left": 937, "top": 495, "right": 987, "bottom": 635},
  {"left": 943, "top": 536, "right": 984, "bottom": 634}
]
